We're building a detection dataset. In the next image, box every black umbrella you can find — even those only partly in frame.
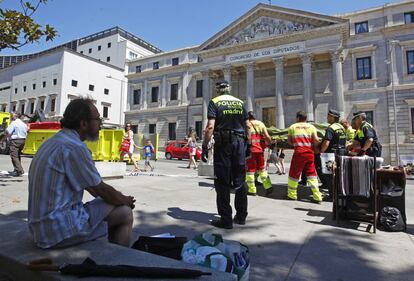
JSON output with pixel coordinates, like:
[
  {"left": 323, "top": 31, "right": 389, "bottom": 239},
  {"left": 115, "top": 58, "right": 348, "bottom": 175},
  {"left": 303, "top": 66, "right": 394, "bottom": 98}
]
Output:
[{"left": 29, "top": 257, "right": 212, "bottom": 278}]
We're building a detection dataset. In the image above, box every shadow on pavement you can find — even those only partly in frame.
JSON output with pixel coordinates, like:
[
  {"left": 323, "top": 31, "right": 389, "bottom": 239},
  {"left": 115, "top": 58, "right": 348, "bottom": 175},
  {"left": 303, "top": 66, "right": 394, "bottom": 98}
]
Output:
[{"left": 167, "top": 207, "right": 216, "bottom": 224}]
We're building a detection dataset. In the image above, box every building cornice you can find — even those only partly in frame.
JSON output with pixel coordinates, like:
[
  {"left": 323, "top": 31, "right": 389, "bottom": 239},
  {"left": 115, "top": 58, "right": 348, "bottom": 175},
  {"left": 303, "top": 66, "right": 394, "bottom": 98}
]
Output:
[
  {"left": 197, "top": 23, "right": 349, "bottom": 59},
  {"left": 125, "top": 104, "right": 187, "bottom": 115},
  {"left": 126, "top": 63, "right": 192, "bottom": 79}
]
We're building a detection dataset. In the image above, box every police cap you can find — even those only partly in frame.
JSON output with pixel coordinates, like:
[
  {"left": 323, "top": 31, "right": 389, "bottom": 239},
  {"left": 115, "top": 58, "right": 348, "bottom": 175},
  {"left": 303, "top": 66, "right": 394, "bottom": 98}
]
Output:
[
  {"left": 215, "top": 80, "right": 230, "bottom": 90},
  {"left": 328, "top": 109, "right": 340, "bottom": 118},
  {"left": 352, "top": 111, "right": 364, "bottom": 120}
]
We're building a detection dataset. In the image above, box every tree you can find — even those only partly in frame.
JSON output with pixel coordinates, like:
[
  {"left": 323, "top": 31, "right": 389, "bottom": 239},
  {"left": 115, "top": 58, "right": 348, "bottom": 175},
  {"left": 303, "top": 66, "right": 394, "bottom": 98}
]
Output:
[{"left": 0, "top": 0, "right": 57, "bottom": 51}]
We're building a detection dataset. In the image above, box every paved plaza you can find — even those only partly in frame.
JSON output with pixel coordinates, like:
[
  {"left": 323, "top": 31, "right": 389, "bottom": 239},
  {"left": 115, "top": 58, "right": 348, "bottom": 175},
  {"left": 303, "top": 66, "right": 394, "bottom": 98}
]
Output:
[{"left": 0, "top": 154, "right": 413, "bottom": 281}]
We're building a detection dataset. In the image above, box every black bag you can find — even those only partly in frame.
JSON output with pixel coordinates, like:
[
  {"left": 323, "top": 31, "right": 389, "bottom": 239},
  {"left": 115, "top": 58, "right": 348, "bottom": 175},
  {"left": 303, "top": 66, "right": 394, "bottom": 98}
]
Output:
[
  {"left": 132, "top": 236, "right": 187, "bottom": 260},
  {"left": 380, "top": 206, "right": 405, "bottom": 232}
]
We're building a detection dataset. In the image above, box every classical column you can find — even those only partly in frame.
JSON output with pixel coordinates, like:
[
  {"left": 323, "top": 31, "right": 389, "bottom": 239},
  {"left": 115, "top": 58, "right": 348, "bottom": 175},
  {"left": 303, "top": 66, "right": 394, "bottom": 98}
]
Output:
[
  {"left": 201, "top": 71, "right": 210, "bottom": 129},
  {"left": 245, "top": 62, "right": 255, "bottom": 112},
  {"left": 389, "top": 40, "right": 399, "bottom": 86},
  {"left": 142, "top": 79, "right": 148, "bottom": 109},
  {"left": 161, "top": 75, "right": 167, "bottom": 107},
  {"left": 331, "top": 51, "right": 345, "bottom": 117},
  {"left": 301, "top": 53, "right": 314, "bottom": 121},
  {"left": 273, "top": 57, "right": 285, "bottom": 128},
  {"left": 181, "top": 71, "right": 190, "bottom": 105},
  {"left": 223, "top": 65, "right": 232, "bottom": 85}
]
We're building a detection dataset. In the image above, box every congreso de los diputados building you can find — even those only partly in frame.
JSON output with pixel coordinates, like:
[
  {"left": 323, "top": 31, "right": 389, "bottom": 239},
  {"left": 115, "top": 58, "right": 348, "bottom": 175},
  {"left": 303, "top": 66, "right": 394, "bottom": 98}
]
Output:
[{"left": 125, "top": 1, "right": 414, "bottom": 164}]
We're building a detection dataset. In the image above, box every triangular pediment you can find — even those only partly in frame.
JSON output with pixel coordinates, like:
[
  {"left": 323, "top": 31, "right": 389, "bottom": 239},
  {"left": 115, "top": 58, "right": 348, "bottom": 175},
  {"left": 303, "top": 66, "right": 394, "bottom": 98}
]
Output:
[{"left": 199, "top": 3, "right": 347, "bottom": 51}]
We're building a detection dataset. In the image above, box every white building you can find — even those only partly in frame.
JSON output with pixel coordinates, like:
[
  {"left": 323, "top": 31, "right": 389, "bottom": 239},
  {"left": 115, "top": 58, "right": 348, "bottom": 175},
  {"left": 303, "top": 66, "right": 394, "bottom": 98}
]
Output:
[
  {"left": 0, "top": 27, "right": 161, "bottom": 125},
  {"left": 125, "top": 1, "right": 414, "bottom": 164}
]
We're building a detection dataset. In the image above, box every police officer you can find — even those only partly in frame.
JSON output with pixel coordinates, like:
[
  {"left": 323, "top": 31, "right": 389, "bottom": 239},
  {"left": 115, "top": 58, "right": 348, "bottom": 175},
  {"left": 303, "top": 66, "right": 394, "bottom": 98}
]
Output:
[
  {"left": 350, "top": 111, "right": 382, "bottom": 157},
  {"left": 318, "top": 109, "right": 346, "bottom": 200},
  {"left": 202, "top": 80, "right": 249, "bottom": 229}
]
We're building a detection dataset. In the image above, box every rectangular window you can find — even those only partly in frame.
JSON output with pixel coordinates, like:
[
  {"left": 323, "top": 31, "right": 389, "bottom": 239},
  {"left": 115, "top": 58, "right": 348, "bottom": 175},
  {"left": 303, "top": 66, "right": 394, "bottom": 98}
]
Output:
[
  {"left": 149, "top": 124, "right": 156, "bottom": 134},
  {"left": 133, "top": 89, "right": 141, "bottom": 105},
  {"left": 51, "top": 98, "right": 56, "bottom": 112},
  {"left": 355, "top": 21, "right": 369, "bottom": 34},
  {"left": 53, "top": 78, "right": 57, "bottom": 86},
  {"left": 364, "top": 111, "right": 374, "bottom": 125},
  {"left": 106, "top": 56, "right": 111, "bottom": 62},
  {"left": 88, "top": 48, "right": 92, "bottom": 54},
  {"left": 103, "top": 106, "right": 109, "bottom": 118},
  {"left": 151, "top": 86, "right": 159, "bottom": 102},
  {"left": 21, "top": 104, "right": 25, "bottom": 115},
  {"left": 98, "top": 45, "right": 101, "bottom": 51},
  {"left": 107, "top": 42, "right": 111, "bottom": 48},
  {"left": 30, "top": 102, "right": 34, "bottom": 114},
  {"left": 153, "top": 61, "right": 159, "bottom": 70},
  {"left": 172, "top": 57, "right": 179, "bottom": 66},
  {"left": 32, "top": 83, "right": 36, "bottom": 90},
  {"left": 404, "top": 12, "right": 414, "bottom": 24},
  {"left": 356, "top": 57, "right": 372, "bottom": 80},
  {"left": 42, "top": 81, "right": 46, "bottom": 88},
  {"left": 195, "top": 121, "right": 202, "bottom": 140},
  {"left": 14, "top": 88, "right": 17, "bottom": 94},
  {"left": 129, "top": 52, "right": 138, "bottom": 59},
  {"left": 104, "top": 88, "right": 109, "bottom": 95},
  {"left": 40, "top": 100, "right": 45, "bottom": 110},
  {"left": 71, "top": 80, "right": 78, "bottom": 87},
  {"left": 135, "top": 65, "right": 141, "bottom": 73},
  {"left": 407, "top": 50, "right": 414, "bottom": 75},
  {"left": 411, "top": 108, "right": 414, "bottom": 134},
  {"left": 196, "top": 80, "right": 203, "bottom": 97},
  {"left": 170, "top": 83, "right": 178, "bottom": 100},
  {"left": 12, "top": 105, "right": 16, "bottom": 112},
  {"left": 23, "top": 86, "right": 26, "bottom": 92},
  {"left": 89, "top": 84, "right": 94, "bottom": 91},
  {"left": 168, "top": 123, "right": 176, "bottom": 140}
]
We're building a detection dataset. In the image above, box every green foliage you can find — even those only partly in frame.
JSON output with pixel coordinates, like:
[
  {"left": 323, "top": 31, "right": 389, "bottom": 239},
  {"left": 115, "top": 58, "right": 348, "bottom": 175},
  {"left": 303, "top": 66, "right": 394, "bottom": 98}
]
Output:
[{"left": 0, "top": 0, "right": 57, "bottom": 50}]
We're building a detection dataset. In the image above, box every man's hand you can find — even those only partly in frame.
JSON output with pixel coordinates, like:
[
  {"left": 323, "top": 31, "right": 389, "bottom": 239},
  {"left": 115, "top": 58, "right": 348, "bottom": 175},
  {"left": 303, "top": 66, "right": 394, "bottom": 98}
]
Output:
[
  {"left": 122, "top": 195, "right": 136, "bottom": 209},
  {"left": 201, "top": 144, "right": 208, "bottom": 163}
]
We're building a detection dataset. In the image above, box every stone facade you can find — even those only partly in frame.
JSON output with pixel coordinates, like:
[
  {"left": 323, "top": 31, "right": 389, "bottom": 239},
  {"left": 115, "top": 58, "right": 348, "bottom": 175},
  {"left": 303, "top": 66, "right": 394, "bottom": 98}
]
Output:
[{"left": 125, "top": 2, "right": 414, "bottom": 163}]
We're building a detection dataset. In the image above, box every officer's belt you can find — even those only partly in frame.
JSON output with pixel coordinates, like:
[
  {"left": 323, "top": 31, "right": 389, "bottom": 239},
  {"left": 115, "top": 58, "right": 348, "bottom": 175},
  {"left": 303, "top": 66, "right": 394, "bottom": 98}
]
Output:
[{"left": 214, "top": 130, "right": 245, "bottom": 142}]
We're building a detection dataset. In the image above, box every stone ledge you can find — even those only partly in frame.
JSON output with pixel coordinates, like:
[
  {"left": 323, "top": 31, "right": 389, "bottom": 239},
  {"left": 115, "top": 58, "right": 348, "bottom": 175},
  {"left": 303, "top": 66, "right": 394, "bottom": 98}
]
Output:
[{"left": 0, "top": 216, "right": 236, "bottom": 281}]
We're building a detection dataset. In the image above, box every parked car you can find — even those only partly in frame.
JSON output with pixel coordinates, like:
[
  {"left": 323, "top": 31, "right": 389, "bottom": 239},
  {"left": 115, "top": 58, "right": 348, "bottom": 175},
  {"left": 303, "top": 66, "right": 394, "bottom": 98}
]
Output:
[{"left": 165, "top": 140, "right": 201, "bottom": 160}]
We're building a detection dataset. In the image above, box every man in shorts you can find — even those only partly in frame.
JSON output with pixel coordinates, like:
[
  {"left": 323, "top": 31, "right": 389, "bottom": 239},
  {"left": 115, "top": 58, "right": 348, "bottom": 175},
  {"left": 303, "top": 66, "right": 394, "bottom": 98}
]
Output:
[{"left": 28, "top": 98, "right": 135, "bottom": 249}]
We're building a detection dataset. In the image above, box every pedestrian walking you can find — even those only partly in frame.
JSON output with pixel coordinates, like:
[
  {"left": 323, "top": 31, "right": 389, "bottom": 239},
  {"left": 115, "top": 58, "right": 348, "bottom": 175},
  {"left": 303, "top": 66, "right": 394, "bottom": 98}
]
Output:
[
  {"left": 287, "top": 111, "right": 322, "bottom": 203},
  {"left": 201, "top": 80, "right": 249, "bottom": 229},
  {"left": 0, "top": 113, "right": 27, "bottom": 176},
  {"left": 184, "top": 132, "right": 198, "bottom": 169},
  {"left": 245, "top": 111, "right": 273, "bottom": 197},
  {"left": 143, "top": 140, "right": 155, "bottom": 172},
  {"left": 120, "top": 124, "right": 140, "bottom": 172}
]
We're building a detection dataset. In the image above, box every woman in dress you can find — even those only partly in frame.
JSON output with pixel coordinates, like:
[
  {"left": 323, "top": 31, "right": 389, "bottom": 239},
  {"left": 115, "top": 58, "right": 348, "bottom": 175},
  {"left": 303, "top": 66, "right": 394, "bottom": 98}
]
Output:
[
  {"left": 120, "top": 123, "right": 140, "bottom": 172},
  {"left": 185, "top": 132, "right": 198, "bottom": 169}
]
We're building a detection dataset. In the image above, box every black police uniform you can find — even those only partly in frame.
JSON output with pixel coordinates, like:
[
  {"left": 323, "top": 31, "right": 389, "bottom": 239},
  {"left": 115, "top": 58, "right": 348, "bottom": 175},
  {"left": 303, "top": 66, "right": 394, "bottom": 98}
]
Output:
[
  {"left": 355, "top": 121, "right": 382, "bottom": 157},
  {"left": 316, "top": 122, "right": 346, "bottom": 198},
  {"left": 208, "top": 94, "right": 248, "bottom": 228}
]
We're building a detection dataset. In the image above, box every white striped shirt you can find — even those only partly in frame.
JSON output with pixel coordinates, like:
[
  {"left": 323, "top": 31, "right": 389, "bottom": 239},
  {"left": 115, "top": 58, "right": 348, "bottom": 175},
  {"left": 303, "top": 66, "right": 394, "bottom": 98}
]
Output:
[{"left": 28, "top": 129, "right": 101, "bottom": 248}]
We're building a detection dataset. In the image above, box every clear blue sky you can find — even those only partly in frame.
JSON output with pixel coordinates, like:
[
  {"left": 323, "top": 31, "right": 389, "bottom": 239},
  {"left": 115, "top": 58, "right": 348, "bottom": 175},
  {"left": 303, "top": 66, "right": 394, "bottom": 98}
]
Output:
[{"left": 0, "top": 0, "right": 399, "bottom": 55}]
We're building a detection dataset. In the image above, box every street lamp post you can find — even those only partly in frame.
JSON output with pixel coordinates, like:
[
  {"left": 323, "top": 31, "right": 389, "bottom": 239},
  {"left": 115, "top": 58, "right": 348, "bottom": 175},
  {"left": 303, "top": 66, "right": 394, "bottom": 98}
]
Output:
[{"left": 387, "top": 40, "right": 400, "bottom": 166}]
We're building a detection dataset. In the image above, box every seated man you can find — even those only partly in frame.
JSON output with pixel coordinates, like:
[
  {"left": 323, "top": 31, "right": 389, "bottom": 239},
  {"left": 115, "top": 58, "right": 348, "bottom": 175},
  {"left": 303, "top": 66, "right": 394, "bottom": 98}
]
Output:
[{"left": 28, "top": 98, "right": 135, "bottom": 249}]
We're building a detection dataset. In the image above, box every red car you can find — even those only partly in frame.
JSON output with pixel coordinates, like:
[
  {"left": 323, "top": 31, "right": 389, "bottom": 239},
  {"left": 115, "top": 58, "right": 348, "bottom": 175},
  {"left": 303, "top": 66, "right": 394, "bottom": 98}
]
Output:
[{"left": 165, "top": 140, "right": 201, "bottom": 160}]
